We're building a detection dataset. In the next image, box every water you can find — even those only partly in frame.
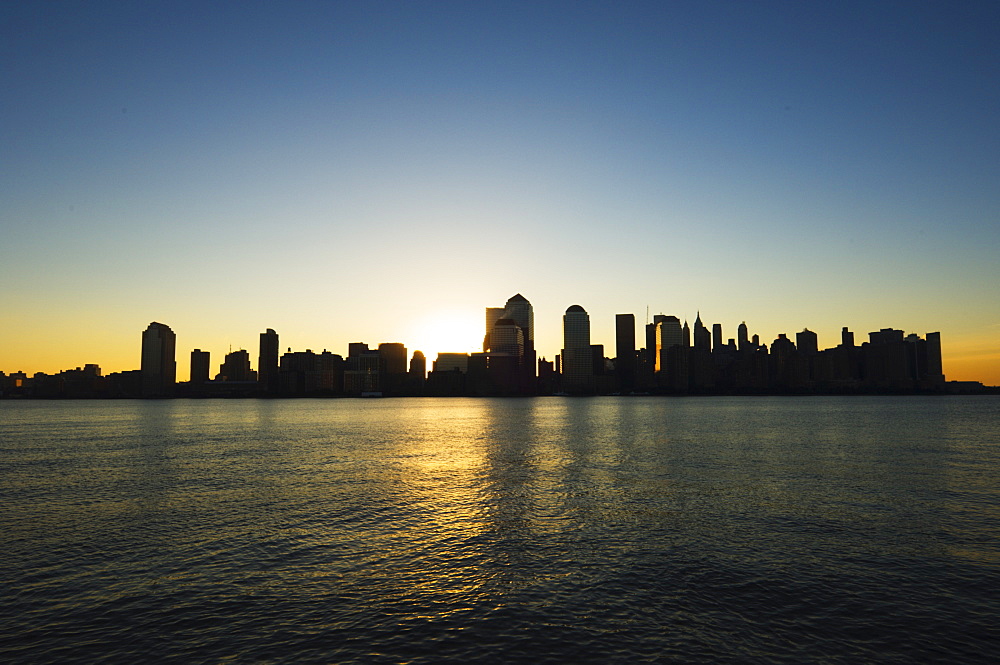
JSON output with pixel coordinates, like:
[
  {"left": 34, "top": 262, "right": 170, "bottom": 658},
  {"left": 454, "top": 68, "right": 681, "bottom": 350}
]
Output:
[{"left": 2, "top": 396, "right": 998, "bottom": 663}]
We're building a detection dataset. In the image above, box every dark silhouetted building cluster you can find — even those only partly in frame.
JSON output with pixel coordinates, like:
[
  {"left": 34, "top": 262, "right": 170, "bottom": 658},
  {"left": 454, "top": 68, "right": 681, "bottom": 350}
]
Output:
[
  {"left": 423, "top": 297, "right": 955, "bottom": 396},
  {"left": 4, "top": 297, "right": 989, "bottom": 399}
]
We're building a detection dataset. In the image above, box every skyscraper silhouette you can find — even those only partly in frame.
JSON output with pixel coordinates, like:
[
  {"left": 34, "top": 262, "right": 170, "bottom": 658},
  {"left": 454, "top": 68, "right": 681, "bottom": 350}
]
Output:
[
  {"left": 693, "top": 313, "right": 710, "bottom": 352},
  {"left": 483, "top": 307, "right": 505, "bottom": 351},
  {"left": 562, "top": 305, "right": 592, "bottom": 393},
  {"left": 655, "top": 316, "right": 682, "bottom": 372},
  {"left": 738, "top": 322, "right": 750, "bottom": 352},
  {"left": 190, "top": 349, "right": 210, "bottom": 384},
  {"left": 258, "top": 329, "right": 279, "bottom": 393},
  {"left": 141, "top": 322, "right": 176, "bottom": 397},
  {"left": 219, "top": 349, "right": 254, "bottom": 382},
  {"left": 489, "top": 319, "right": 524, "bottom": 357},
  {"left": 615, "top": 313, "right": 636, "bottom": 392},
  {"left": 409, "top": 350, "right": 426, "bottom": 379},
  {"left": 502, "top": 294, "right": 534, "bottom": 372},
  {"left": 484, "top": 294, "right": 536, "bottom": 393}
]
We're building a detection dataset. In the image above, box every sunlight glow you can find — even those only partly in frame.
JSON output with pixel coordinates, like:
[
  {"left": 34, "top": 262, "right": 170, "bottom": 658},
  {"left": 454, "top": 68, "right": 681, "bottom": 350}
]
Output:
[{"left": 405, "top": 310, "right": 483, "bottom": 363}]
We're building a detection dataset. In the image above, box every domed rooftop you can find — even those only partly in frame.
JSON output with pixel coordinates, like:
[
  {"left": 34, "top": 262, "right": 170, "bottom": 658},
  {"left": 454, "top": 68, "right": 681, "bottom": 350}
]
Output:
[{"left": 566, "top": 305, "right": 586, "bottom": 313}]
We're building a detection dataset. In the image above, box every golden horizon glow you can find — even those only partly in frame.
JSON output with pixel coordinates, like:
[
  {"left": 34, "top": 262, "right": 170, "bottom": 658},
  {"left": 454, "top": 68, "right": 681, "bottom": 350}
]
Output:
[
  {"left": 404, "top": 310, "right": 485, "bottom": 365},
  {"left": 0, "top": 304, "right": 1000, "bottom": 386}
]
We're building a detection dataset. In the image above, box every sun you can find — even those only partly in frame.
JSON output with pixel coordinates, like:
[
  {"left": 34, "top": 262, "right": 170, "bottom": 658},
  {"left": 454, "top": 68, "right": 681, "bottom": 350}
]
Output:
[{"left": 406, "top": 310, "right": 483, "bottom": 363}]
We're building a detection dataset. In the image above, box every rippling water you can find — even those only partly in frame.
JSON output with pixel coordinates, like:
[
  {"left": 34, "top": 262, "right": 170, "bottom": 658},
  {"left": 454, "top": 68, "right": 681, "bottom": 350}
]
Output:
[{"left": 2, "top": 396, "right": 999, "bottom": 663}]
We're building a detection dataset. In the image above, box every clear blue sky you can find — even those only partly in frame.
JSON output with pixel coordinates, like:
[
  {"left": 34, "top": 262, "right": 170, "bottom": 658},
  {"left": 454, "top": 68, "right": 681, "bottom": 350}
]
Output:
[{"left": 2, "top": 1, "right": 998, "bottom": 383}]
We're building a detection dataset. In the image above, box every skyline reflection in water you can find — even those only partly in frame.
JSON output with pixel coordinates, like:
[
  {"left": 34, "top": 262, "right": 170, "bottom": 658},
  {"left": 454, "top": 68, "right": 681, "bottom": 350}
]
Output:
[{"left": 2, "top": 396, "right": 998, "bottom": 663}]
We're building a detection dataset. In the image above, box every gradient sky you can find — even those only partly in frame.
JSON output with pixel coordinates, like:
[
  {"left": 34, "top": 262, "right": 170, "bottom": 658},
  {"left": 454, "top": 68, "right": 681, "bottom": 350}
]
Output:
[{"left": 3, "top": 1, "right": 998, "bottom": 385}]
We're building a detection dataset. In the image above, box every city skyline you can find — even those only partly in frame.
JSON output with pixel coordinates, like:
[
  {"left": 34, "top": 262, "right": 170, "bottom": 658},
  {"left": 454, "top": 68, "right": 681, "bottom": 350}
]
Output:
[
  {"left": 2, "top": 2, "right": 998, "bottom": 385},
  {"left": 0, "top": 297, "right": 990, "bottom": 387},
  {"left": 0, "top": 291, "right": 977, "bottom": 395}
]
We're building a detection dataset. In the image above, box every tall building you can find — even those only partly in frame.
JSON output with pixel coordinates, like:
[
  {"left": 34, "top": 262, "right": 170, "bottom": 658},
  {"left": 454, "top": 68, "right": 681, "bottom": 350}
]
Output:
[
  {"left": 141, "top": 322, "right": 176, "bottom": 397},
  {"left": 483, "top": 307, "right": 505, "bottom": 351},
  {"left": 258, "top": 328, "right": 279, "bottom": 393},
  {"left": 502, "top": 294, "right": 534, "bottom": 352},
  {"left": 644, "top": 314, "right": 674, "bottom": 373},
  {"left": 190, "top": 349, "right": 210, "bottom": 384},
  {"left": 796, "top": 329, "right": 818, "bottom": 355},
  {"left": 344, "top": 348, "right": 380, "bottom": 394},
  {"left": 561, "top": 305, "right": 592, "bottom": 392},
  {"left": 347, "top": 342, "right": 369, "bottom": 357},
  {"left": 219, "top": 349, "right": 254, "bottom": 382},
  {"left": 712, "top": 323, "right": 723, "bottom": 352},
  {"left": 655, "top": 316, "right": 682, "bottom": 372},
  {"left": 738, "top": 322, "right": 750, "bottom": 352},
  {"left": 409, "top": 350, "right": 426, "bottom": 379},
  {"left": 841, "top": 327, "right": 855, "bottom": 347},
  {"left": 433, "top": 353, "right": 469, "bottom": 373},
  {"left": 489, "top": 318, "right": 524, "bottom": 358},
  {"left": 484, "top": 293, "right": 536, "bottom": 392},
  {"left": 615, "top": 313, "right": 636, "bottom": 392},
  {"left": 924, "top": 332, "right": 944, "bottom": 383},
  {"left": 693, "top": 313, "right": 711, "bottom": 351},
  {"left": 378, "top": 342, "right": 408, "bottom": 394},
  {"left": 378, "top": 343, "right": 408, "bottom": 375}
]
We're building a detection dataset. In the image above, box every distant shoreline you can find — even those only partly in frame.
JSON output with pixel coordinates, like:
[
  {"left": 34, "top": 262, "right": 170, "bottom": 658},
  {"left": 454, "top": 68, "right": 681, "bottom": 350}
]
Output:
[{"left": 3, "top": 385, "right": 996, "bottom": 400}]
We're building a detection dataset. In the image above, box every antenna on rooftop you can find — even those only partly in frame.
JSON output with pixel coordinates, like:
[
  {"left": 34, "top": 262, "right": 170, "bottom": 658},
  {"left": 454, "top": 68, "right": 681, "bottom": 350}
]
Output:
[{"left": 646, "top": 305, "right": 649, "bottom": 325}]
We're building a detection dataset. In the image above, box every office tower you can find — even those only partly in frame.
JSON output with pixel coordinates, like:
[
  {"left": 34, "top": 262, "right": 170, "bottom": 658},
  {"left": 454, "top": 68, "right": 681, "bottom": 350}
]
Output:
[
  {"left": 869, "top": 328, "right": 904, "bottom": 345},
  {"left": 348, "top": 342, "right": 369, "bottom": 358},
  {"left": 504, "top": 294, "right": 536, "bottom": 382},
  {"left": 377, "top": 343, "right": 408, "bottom": 394},
  {"left": 344, "top": 348, "right": 380, "bottom": 394},
  {"left": 219, "top": 349, "right": 254, "bottom": 382},
  {"left": 141, "top": 321, "right": 176, "bottom": 397},
  {"left": 771, "top": 333, "right": 795, "bottom": 354},
  {"left": 409, "top": 350, "right": 426, "bottom": 379},
  {"left": 315, "top": 351, "right": 345, "bottom": 393},
  {"left": 712, "top": 323, "right": 723, "bottom": 352},
  {"left": 561, "top": 305, "right": 593, "bottom": 392},
  {"left": 615, "top": 314, "right": 636, "bottom": 392},
  {"left": 485, "top": 293, "right": 536, "bottom": 392},
  {"left": 591, "top": 344, "right": 606, "bottom": 375},
  {"left": 616, "top": 313, "right": 636, "bottom": 363},
  {"left": 484, "top": 307, "right": 505, "bottom": 351},
  {"left": 796, "top": 329, "right": 818, "bottom": 355},
  {"left": 433, "top": 353, "right": 469, "bottom": 373},
  {"left": 925, "top": 332, "right": 943, "bottom": 382},
  {"left": 738, "top": 322, "right": 749, "bottom": 352},
  {"left": 865, "top": 328, "right": 909, "bottom": 386},
  {"left": 489, "top": 318, "right": 524, "bottom": 357},
  {"left": 769, "top": 333, "right": 804, "bottom": 388},
  {"left": 693, "top": 313, "right": 711, "bottom": 351},
  {"left": 258, "top": 328, "right": 279, "bottom": 393},
  {"left": 644, "top": 314, "right": 670, "bottom": 372},
  {"left": 683, "top": 320, "right": 691, "bottom": 347},
  {"left": 277, "top": 349, "right": 342, "bottom": 395},
  {"left": 502, "top": 294, "right": 534, "bottom": 350},
  {"left": 645, "top": 320, "right": 658, "bottom": 365},
  {"left": 190, "top": 349, "right": 210, "bottom": 384},
  {"left": 378, "top": 343, "right": 408, "bottom": 375},
  {"left": 654, "top": 316, "right": 682, "bottom": 372},
  {"left": 841, "top": 327, "right": 855, "bottom": 347}
]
